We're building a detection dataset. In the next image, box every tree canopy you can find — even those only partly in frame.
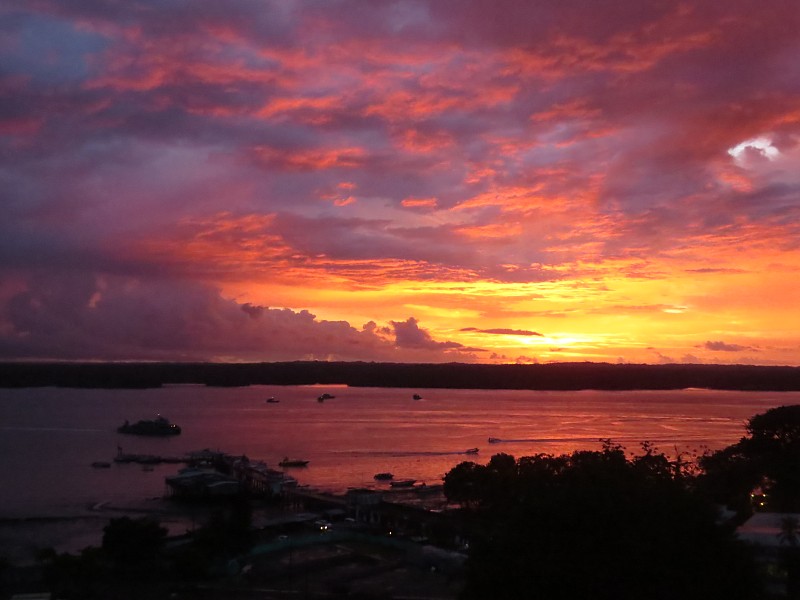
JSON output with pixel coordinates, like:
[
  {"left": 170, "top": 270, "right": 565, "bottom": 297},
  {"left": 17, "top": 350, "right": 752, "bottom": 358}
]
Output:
[
  {"left": 700, "top": 404, "right": 800, "bottom": 512},
  {"left": 445, "top": 444, "right": 761, "bottom": 600}
]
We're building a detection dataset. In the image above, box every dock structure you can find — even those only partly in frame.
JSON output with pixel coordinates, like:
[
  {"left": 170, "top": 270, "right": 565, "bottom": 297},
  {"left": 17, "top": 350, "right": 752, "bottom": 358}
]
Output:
[
  {"left": 164, "top": 451, "right": 298, "bottom": 501},
  {"left": 157, "top": 450, "right": 464, "bottom": 549},
  {"left": 165, "top": 468, "right": 242, "bottom": 499},
  {"left": 232, "top": 456, "right": 299, "bottom": 496},
  {"left": 114, "top": 452, "right": 187, "bottom": 465},
  {"left": 113, "top": 444, "right": 194, "bottom": 465}
]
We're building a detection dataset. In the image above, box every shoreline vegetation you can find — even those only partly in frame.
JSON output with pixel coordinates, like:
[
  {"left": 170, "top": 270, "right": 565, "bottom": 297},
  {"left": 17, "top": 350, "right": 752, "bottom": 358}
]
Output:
[{"left": 2, "top": 360, "right": 800, "bottom": 390}]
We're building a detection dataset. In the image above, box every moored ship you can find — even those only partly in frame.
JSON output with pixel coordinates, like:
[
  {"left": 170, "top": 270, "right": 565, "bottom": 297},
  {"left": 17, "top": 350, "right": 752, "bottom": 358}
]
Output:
[{"left": 117, "top": 415, "right": 181, "bottom": 436}]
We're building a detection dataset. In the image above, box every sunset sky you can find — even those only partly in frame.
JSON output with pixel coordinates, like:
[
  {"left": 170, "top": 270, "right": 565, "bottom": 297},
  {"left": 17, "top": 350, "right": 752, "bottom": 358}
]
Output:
[{"left": 1, "top": 1, "right": 799, "bottom": 365}]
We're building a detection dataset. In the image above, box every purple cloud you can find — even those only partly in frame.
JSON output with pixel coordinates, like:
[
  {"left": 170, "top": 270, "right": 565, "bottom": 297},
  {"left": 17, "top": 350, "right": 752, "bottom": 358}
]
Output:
[
  {"left": 703, "top": 341, "right": 755, "bottom": 353},
  {"left": 0, "top": 275, "right": 477, "bottom": 363},
  {"left": 391, "top": 317, "right": 468, "bottom": 351}
]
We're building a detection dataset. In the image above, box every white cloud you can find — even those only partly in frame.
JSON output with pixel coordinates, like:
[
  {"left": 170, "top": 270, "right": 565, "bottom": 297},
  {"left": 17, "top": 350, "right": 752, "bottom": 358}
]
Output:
[{"left": 727, "top": 136, "right": 780, "bottom": 163}]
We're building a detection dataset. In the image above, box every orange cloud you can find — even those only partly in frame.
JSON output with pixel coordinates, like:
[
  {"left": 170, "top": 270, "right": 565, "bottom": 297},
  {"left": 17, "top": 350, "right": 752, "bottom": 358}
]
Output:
[
  {"left": 401, "top": 197, "right": 438, "bottom": 209},
  {"left": 256, "top": 95, "right": 343, "bottom": 123},
  {"left": 456, "top": 222, "right": 524, "bottom": 240},
  {"left": 250, "top": 145, "right": 368, "bottom": 170}
]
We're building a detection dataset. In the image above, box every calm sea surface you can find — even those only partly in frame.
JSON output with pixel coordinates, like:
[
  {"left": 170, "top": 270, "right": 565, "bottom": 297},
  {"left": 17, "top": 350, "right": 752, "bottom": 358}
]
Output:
[{"left": 1, "top": 385, "right": 798, "bottom": 518}]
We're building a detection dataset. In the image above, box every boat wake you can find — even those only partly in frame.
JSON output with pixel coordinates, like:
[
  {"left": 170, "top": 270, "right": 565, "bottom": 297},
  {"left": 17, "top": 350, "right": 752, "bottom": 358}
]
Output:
[
  {"left": 487, "top": 435, "right": 722, "bottom": 445},
  {"left": 488, "top": 436, "right": 601, "bottom": 444},
  {"left": 337, "top": 450, "right": 476, "bottom": 457}
]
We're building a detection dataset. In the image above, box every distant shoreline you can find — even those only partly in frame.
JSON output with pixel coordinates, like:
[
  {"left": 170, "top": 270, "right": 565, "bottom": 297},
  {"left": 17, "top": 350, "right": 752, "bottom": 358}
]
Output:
[{"left": 2, "top": 361, "right": 800, "bottom": 391}]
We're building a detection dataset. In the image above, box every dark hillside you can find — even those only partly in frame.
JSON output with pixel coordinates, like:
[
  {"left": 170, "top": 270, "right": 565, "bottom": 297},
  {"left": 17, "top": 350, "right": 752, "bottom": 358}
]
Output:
[{"left": 2, "top": 361, "right": 800, "bottom": 391}]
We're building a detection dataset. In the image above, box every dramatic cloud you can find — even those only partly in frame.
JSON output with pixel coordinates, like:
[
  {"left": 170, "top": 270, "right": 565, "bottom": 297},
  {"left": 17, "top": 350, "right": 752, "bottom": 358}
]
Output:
[
  {"left": 0, "top": 275, "right": 476, "bottom": 363},
  {"left": 392, "top": 317, "right": 473, "bottom": 352},
  {"left": 0, "top": 1, "right": 799, "bottom": 364}
]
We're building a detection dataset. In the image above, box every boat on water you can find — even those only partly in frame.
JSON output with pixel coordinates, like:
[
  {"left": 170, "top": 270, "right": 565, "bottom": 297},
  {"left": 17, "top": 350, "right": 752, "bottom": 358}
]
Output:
[
  {"left": 412, "top": 394, "right": 422, "bottom": 400},
  {"left": 317, "top": 393, "right": 336, "bottom": 402},
  {"left": 390, "top": 478, "right": 416, "bottom": 488},
  {"left": 266, "top": 397, "right": 279, "bottom": 403},
  {"left": 279, "top": 457, "right": 310, "bottom": 467},
  {"left": 488, "top": 437, "right": 501, "bottom": 443},
  {"left": 117, "top": 415, "right": 181, "bottom": 436},
  {"left": 373, "top": 472, "right": 394, "bottom": 481},
  {"left": 91, "top": 461, "right": 111, "bottom": 469},
  {"left": 465, "top": 447, "right": 479, "bottom": 454}
]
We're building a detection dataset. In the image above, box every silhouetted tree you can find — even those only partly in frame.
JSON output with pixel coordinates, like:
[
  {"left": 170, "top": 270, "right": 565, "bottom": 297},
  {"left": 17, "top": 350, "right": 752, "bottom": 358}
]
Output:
[
  {"left": 700, "top": 405, "right": 800, "bottom": 512},
  {"left": 746, "top": 405, "right": 800, "bottom": 510},
  {"left": 445, "top": 445, "right": 762, "bottom": 600},
  {"left": 443, "top": 461, "right": 486, "bottom": 510}
]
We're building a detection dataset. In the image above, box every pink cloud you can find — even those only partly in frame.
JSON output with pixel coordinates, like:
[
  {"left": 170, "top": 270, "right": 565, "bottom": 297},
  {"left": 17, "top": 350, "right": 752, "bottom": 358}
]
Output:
[
  {"left": 250, "top": 145, "right": 369, "bottom": 171},
  {"left": 401, "top": 197, "right": 438, "bottom": 209}
]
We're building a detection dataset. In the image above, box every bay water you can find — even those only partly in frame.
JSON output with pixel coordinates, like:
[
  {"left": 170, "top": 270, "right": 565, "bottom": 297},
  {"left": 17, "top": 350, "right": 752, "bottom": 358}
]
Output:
[{"left": 1, "top": 385, "right": 797, "bottom": 519}]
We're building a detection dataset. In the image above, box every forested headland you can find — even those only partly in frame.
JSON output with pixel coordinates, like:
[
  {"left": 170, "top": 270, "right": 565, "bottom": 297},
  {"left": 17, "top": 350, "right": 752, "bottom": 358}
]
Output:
[{"left": 2, "top": 361, "right": 800, "bottom": 390}]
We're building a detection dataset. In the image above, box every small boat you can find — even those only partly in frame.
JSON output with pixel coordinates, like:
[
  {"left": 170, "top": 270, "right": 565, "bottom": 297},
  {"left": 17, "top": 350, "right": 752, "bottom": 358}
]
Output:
[
  {"left": 488, "top": 437, "right": 501, "bottom": 443},
  {"left": 412, "top": 394, "right": 422, "bottom": 400},
  {"left": 465, "top": 448, "right": 479, "bottom": 454},
  {"left": 317, "top": 393, "right": 336, "bottom": 402},
  {"left": 279, "top": 457, "right": 310, "bottom": 468},
  {"left": 117, "top": 415, "right": 181, "bottom": 436},
  {"left": 390, "top": 479, "right": 416, "bottom": 488},
  {"left": 266, "top": 397, "right": 279, "bottom": 403},
  {"left": 374, "top": 472, "right": 394, "bottom": 481},
  {"left": 91, "top": 461, "right": 111, "bottom": 469}
]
